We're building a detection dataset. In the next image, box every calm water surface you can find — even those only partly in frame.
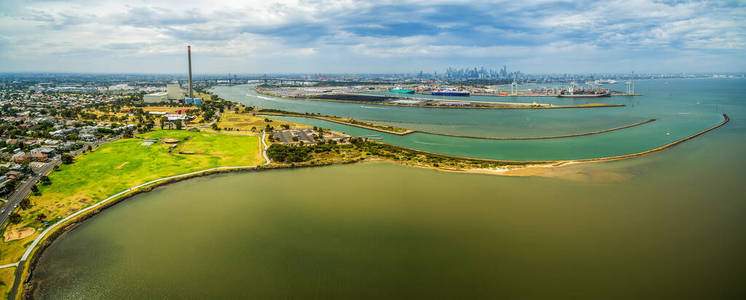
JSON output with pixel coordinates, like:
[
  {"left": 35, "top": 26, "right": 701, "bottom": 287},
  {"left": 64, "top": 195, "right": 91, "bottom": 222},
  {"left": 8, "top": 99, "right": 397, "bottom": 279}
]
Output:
[
  {"left": 212, "top": 79, "right": 736, "bottom": 161},
  {"left": 32, "top": 78, "right": 746, "bottom": 298}
]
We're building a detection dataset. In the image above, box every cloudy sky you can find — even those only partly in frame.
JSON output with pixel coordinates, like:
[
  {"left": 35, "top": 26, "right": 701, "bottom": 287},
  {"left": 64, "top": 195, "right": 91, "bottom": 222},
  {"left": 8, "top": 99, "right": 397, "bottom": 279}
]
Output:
[{"left": 0, "top": 0, "right": 744, "bottom": 74}]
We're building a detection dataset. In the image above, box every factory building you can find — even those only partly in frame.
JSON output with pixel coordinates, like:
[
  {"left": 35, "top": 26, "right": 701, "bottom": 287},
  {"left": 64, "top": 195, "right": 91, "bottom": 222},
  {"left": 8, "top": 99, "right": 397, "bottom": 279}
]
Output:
[
  {"left": 167, "top": 82, "right": 185, "bottom": 100},
  {"left": 143, "top": 92, "right": 168, "bottom": 103}
]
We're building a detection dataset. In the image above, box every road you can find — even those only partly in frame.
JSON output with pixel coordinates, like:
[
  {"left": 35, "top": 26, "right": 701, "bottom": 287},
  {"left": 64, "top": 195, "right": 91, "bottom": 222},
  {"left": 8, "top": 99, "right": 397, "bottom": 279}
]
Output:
[{"left": 0, "top": 138, "right": 116, "bottom": 230}]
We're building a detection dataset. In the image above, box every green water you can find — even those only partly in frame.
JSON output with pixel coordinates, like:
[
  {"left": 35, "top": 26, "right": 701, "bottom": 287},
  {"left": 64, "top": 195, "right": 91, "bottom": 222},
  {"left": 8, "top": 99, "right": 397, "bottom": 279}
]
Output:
[
  {"left": 31, "top": 78, "right": 746, "bottom": 298},
  {"left": 32, "top": 154, "right": 746, "bottom": 298},
  {"left": 212, "top": 79, "right": 734, "bottom": 161}
]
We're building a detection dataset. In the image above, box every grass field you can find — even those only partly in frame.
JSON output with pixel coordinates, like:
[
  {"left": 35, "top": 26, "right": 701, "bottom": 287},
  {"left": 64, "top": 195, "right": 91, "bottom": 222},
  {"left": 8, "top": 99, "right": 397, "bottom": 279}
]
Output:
[
  {"left": 0, "top": 130, "right": 263, "bottom": 265},
  {"left": 217, "top": 112, "right": 308, "bottom": 132},
  {"left": 0, "top": 267, "right": 14, "bottom": 298}
]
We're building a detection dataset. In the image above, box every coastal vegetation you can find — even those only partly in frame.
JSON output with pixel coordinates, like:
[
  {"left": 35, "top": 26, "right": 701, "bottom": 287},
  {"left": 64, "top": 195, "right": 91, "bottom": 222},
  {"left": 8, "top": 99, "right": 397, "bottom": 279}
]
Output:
[{"left": 267, "top": 137, "right": 543, "bottom": 170}]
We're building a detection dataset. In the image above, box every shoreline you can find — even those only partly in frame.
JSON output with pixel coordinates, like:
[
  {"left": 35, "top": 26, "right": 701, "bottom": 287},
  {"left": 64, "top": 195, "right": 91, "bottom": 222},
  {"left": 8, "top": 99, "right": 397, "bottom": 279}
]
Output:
[{"left": 12, "top": 113, "right": 730, "bottom": 299}]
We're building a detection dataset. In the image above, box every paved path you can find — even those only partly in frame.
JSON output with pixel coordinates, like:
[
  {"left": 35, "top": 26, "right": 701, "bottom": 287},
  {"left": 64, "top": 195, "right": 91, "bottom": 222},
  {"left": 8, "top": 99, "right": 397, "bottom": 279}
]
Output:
[{"left": 0, "top": 262, "right": 18, "bottom": 269}]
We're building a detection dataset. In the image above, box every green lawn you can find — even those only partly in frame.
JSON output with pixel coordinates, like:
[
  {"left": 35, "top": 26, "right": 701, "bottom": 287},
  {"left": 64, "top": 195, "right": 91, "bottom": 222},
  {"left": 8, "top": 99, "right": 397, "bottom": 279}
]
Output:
[
  {"left": 0, "top": 266, "right": 14, "bottom": 298},
  {"left": 0, "top": 130, "right": 263, "bottom": 264}
]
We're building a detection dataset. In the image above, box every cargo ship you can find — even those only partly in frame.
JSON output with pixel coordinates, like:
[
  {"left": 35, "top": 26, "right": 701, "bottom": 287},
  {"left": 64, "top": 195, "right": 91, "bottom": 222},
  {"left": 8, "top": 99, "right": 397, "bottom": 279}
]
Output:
[
  {"left": 432, "top": 89, "right": 470, "bottom": 96},
  {"left": 558, "top": 87, "right": 611, "bottom": 98},
  {"left": 390, "top": 88, "right": 414, "bottom": 94}
]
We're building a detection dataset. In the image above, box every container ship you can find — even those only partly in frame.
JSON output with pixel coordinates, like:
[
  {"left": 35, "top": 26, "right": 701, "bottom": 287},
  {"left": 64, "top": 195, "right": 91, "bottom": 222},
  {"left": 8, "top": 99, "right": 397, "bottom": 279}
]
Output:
[
  {"left": 432, "top": 89, "right": 470, "bottom": 96},
  {"left": 558, "top": 88, "right": 611, "bottom": 98}
]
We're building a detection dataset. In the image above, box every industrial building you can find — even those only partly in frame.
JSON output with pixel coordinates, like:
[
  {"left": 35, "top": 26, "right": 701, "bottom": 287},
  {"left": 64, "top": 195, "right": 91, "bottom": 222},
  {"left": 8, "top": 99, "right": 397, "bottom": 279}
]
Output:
[
  {"left": 144, "top": 81, "right": 187, "bottom": 104},
  {"left": 143, "top": 92, "right": 168, "bottom": 103},
  {"left": 167, "top": 82, "right": 184, "bottom": 100}
]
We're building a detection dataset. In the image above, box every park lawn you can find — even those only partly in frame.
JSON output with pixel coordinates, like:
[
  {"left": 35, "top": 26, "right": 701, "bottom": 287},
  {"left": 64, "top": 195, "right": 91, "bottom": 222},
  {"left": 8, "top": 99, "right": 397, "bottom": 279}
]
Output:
[
  {"left": 0, "top": 266, "right": 14, "bottom": 298},
  {"left": 0, "top": 130, "right": 262, "bottom": 264},
  {"left": 217, "top": 112, "right": 308, "bottom": 132},
  {"left": 145, "top": 130, "right": 264, "bottom": 166}
]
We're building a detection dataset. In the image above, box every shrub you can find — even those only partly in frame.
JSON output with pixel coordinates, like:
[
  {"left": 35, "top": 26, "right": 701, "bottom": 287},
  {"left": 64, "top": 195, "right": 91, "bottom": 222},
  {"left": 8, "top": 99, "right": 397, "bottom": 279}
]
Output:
[{"left": 61, "top": 153, "right": 74, "bottom": 164}]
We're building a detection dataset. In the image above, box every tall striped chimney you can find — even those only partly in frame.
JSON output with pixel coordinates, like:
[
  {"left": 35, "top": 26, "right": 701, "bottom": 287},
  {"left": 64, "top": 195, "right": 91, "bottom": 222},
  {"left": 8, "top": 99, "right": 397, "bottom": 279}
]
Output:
[{"left": 187, "top": 45, "right": 193, "bottom": 98}]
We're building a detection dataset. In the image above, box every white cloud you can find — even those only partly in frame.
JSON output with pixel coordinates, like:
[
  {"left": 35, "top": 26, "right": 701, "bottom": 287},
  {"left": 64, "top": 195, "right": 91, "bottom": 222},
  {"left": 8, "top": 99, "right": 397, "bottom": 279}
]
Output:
[{"left": 0, "top": 0, "right": 743, "bottom": 73}]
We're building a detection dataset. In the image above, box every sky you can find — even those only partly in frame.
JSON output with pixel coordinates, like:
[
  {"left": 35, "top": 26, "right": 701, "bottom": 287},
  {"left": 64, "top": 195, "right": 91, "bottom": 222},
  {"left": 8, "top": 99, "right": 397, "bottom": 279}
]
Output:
[{"left": 0, "top": 0, "right": 744, "bottom": 74}]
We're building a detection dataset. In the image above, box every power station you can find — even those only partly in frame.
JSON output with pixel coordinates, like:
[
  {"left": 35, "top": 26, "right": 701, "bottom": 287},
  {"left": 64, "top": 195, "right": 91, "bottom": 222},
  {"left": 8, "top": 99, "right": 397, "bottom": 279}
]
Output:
[
  {"left": 183, "top": 44, "right": 201, "bottom": 105},
  {"left": 142, "top": 45, "right": 201, "bottom": 105}
]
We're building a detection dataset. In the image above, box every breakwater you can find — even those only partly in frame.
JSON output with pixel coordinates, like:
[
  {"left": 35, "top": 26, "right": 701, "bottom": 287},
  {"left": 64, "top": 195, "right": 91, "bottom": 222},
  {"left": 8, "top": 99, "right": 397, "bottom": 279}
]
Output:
[
  {"left": 574, "top": 114, "right": 730, "bottom": 163},
  {"left": 414, "top": 119, "right": 656, "bottom": 140},
  {"left": 367, "top": 114, "right": 728, "bottom": 166},
  {"left": 263, "top": 113, "right": 657, "bottom": 140}
]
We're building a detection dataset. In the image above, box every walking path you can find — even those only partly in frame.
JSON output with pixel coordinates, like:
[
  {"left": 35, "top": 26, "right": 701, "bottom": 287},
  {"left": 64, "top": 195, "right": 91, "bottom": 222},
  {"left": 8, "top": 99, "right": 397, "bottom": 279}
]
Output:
[{"left": 0, "top": 262, "right": 18, "bottom": 269}]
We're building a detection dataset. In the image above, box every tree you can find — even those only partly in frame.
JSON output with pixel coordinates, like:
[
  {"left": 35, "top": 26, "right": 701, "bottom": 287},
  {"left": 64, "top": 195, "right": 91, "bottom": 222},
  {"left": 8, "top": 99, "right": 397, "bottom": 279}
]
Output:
[
  {"left": 30, "top": 185, "right": 39, "bottom": 193},
  {"left": 160, "top": 116, "right": 166, "bottom": 130},
  {"left": 175, "top": 119, "right": 183, "bottom": 130},
  {"left": 36, "top": 213, "right": 47, "bottom": 222},
  {"left": 65, "top": 132, "right": 79, "bottom": 141},
  {"left": 203, "top": 110, "right": 215, "bottom": 121},
  {"left": 20, "top": 197, "right": 31, "bottom": 209},
  {"left": 61, "top": 153, "right": 74, "bottom": 164},
  {"left": 40, "top": 175, "right": 51, "bottom": 185},
  {"left": 8, "top": 213, "right": 21, "bottom": 224},
  {"left": 266, "top": 144, "right": 313, "bottom": 163}
]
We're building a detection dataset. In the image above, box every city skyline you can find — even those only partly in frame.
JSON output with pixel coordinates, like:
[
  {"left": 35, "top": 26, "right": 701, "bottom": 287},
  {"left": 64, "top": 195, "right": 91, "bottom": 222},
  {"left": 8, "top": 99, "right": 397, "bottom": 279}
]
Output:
[{"left": 0, "top": 0, "right": 744, "bottom": 74}]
